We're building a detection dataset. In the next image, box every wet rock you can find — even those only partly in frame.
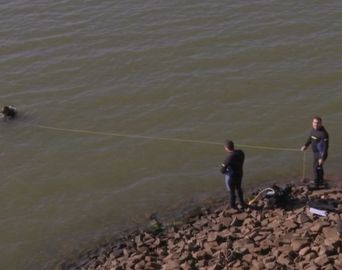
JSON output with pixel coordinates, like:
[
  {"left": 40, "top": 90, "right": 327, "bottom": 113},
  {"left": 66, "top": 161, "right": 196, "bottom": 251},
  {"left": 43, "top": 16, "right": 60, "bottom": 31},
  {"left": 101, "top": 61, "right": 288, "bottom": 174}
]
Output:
[
  {"left": 232, "top": 260, "right": 241, "bottom": 268},
  {"left": 322, "top": 227, "right": 340, "bottom": 245},
  {"left": 313, "top": 254, "right": 330, "bottom": 267},
  {"left": 262, "top": 255, "right": 275, "bottom": 264},
  {"left": 253, "top": 232, "right": 268, "bottom": 242},
  {"left": 192, "top": 218, "right": 209, "bottom": 230},
  {"left": 322, "top": 264, "right": 335, "bottom": 270},
  {"left": 264, "top": 261, "right": 276, "bottom": 269},
  {"left": 321, "top": 245, "right": 338, "bottom": 256},
  {"left": 180, "top": 261, "right": 191, "bottom": 270},
  {"left": 259, "top": 245, "right": 271, "bottom": 256},
  {"left": 207, "top": 263, "right": 223, "bottom": 270},
  {"left": 277, "top": 254, "right": 290, "bottom": 266},
  {"left": 211, "top": 223, "right": 226, "bottom": 232},
  {"left": 207, "top": 231, "right": 218, "bottom": 242},
  {"left": 283, "top": 220, "right": 299, "bottom": 232},
  {"left": 243, "top": 253, "right": 253, "bottom": 263},
  {"left": 149, "top": 262, "right": 162, "bottom": 269},
  {"left": 337, "top": 219, "right": 342, "bottom": 234},
  {"left": 164, "top": 259, "right": 180, "bottom": 269},
  {"left": 310, "top": 221, "right": 330, "bottom": 233},
  {"left": 298, "top": 246, "right": 311, "bottom": 256},
  {"left": 111, "top": 248, "right": 123, "bottom": 259},
  {"left": 291, "top": 239, "right": 309, "bottom": 252},
  {"left": 230, "top": 216, "right": 244, "bottom": 227},
  {"left": 133, "top": 260, "right": 145, "bottom": 270},
  {"left": 297, "top": 213, "right": 311, "bottom": 224},
  {"left": 304, "top": 263, "right": 319, "bottom": 270},
  {"left": 304, "top": 252, "right": 317, "bottom": 261},
  {"left": 251, "top": 259, "right": 264, "bottom": 270},
  {"left": 335, "top": 254, "right": 342, "bottom": 268}
]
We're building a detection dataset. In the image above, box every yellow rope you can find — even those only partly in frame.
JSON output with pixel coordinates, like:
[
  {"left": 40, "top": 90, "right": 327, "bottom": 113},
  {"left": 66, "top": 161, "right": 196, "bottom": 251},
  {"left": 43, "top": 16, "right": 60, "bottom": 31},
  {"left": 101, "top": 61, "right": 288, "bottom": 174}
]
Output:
[
  {"left": 234, "top": 143, "right": 299, "bottom": 152},
  {"left": 35, "top": 124, "right": 301, "bottom": 152},
  {"left": 248, "top": 188, "right": 275, "bottom": 205},
  {"left": 35, "top": 125, "right": 222, "bottom": 145}
]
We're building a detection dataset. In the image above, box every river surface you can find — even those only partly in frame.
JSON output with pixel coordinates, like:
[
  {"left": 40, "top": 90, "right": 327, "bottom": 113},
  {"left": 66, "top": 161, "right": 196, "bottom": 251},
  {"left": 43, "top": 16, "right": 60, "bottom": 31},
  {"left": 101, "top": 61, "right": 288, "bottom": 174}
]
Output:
[{"left": 0, "top": 1, "right": 341, "bottom": 269}]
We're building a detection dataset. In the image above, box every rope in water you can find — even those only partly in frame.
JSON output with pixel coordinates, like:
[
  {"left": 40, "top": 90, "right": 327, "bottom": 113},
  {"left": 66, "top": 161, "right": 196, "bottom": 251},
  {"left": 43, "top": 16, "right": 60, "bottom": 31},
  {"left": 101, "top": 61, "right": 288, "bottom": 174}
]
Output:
[
  {"left": 35, "top": 125, "right": 301, "bottom": 151},
  {"left": 35, "top": 124, "right": 307, "bottom": 178}
]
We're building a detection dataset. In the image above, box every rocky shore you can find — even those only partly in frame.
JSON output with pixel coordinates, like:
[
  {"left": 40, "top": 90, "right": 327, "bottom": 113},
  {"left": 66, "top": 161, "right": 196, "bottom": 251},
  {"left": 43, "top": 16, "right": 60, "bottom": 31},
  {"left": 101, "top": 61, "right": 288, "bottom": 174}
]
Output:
[{"left": 67, "top": 184, "right": 342, "bottom": 270}]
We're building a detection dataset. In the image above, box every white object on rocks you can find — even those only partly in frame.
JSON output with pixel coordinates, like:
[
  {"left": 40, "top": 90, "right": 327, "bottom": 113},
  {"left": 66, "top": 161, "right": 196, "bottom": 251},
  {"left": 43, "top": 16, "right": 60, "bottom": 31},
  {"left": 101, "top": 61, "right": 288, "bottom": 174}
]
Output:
[{"left": 309, "top": 207, "right": 327, "bottom": 217}]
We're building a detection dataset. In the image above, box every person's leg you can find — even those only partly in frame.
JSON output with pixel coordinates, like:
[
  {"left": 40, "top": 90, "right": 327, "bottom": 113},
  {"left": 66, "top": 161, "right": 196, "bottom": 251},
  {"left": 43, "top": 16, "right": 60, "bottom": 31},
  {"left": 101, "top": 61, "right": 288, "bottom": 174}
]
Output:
[
  {"left": 313, "top": 152, "right": 320, "bottom": 187},
  {"left": 319, "top": 153, "right": 328, "bottom": 186},
  {"left": 224, "top": 174, "right": 230, "bottom": 192},
  {"left": 235, "top": 176, "right": 245, "bottom": 206},
  {"left": 225, "top": 174, "right": 237, "bottom": 208},
  {"left": 317, "top": 165, "right": 324, "bottom": 186}
]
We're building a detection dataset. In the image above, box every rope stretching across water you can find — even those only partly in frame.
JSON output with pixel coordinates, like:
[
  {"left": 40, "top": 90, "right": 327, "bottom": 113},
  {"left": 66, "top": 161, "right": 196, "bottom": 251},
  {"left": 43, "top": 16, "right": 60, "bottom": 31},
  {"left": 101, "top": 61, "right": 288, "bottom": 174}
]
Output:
[{"left": 35, "top": 124, "right": 307, "bottom": 179}]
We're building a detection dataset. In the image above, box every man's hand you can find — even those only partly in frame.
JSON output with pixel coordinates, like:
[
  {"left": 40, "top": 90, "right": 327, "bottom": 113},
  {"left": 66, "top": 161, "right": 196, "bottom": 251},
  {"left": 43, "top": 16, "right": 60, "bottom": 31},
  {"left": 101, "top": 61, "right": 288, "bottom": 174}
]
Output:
[
  {"left": 220, "top": 164, "right": 226, "bottom": 174},
  {"left": 300, "top": 145, "right": 307, "bottom": 151},
  {"left": 318, "top": 159, "right": 323, "bottom": 166}
]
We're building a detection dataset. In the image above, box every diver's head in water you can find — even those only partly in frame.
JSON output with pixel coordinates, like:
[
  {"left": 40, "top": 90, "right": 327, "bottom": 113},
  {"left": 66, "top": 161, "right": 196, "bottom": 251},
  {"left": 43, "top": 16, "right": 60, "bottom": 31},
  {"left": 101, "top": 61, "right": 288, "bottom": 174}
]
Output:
[{"left": 1, "top": 105, "right": 17, "bottom": 119}]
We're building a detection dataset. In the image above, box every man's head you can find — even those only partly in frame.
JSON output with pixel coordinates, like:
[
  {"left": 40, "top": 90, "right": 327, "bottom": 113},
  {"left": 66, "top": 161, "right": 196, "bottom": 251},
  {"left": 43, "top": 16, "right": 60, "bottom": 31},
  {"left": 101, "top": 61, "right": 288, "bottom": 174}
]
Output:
[
  {"left": 224, "top": 139, "right": 235, "bottom": 152},
  {"left": 1, "top": 106, "right": 11, "bottom": 116},
  {"left": 1, "top": 106, "right": 16, "bottom": 118},
  {"left": 312, "top": 116, "right": 322, "bottom": 130}
]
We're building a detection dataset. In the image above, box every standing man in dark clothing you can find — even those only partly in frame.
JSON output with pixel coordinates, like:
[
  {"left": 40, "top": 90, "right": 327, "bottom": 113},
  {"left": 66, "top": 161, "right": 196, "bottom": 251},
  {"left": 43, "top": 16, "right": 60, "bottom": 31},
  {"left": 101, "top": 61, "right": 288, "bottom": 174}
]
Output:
[
  {"left": 220, "top": 140, "right": 246, "bottom": 209},
  {"left": 301, "top": 116, "right": 329, "bottom": 187}
]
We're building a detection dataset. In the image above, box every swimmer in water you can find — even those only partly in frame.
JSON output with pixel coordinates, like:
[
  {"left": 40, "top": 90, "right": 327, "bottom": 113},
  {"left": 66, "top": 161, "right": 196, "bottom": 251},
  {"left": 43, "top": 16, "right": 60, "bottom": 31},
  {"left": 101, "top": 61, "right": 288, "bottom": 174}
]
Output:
[{"left": 1, "top": 105, "right": 17, "bottom": 120}]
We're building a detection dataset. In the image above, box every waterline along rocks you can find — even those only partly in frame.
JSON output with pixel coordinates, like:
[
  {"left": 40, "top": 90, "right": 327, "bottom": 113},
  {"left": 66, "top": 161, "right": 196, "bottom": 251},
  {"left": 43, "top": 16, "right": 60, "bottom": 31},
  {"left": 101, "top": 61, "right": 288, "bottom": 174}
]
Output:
[{"left": 68, "top": 185, "right": 342, "bottom": 270}]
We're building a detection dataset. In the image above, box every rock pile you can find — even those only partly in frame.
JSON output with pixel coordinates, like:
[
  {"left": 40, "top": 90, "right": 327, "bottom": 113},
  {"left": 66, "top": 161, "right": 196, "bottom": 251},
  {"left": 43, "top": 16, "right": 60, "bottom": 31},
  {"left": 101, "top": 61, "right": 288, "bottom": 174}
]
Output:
[{"left": 70, "top": 186, "right": 342, "bottom": 270}]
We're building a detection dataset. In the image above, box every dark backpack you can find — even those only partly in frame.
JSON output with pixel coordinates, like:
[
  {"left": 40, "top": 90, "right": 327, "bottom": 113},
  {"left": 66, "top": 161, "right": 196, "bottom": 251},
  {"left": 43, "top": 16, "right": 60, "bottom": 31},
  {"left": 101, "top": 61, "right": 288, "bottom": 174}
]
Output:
[{"left": 265, "top": 185, "right": 292, "bottom": 208}]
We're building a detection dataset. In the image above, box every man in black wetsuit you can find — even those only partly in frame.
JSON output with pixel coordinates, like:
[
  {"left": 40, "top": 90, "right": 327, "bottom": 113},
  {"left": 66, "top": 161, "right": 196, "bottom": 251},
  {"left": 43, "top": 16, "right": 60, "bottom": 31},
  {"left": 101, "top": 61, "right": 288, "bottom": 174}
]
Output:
[
  {"left": 1, "top": 105, "right": 17, "bottom": 120},
  {"left": 220, "top": 140, "right": 246, "bottom": 209},
  {"left": 301, "top": 116, "right": 329, "bottom": 188}
]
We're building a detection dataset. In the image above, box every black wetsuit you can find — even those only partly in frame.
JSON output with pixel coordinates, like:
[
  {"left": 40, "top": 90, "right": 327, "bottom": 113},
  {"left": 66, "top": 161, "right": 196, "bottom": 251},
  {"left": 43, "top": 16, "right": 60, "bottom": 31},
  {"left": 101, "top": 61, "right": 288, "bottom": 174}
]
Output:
[
  {"left": 220, "top": 150, "right": 245, "bottom": 207},
  {"left": 2, "top": 106, "right": 17, "bottom": 119},
  {"left": 304, "top": 126, "right": 329, "bottom": 186}
]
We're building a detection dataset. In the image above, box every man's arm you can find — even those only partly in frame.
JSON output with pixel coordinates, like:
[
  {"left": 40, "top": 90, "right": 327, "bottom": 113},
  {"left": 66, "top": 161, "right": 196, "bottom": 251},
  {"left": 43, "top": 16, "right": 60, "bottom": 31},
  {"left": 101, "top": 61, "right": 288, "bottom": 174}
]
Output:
[
  {"left": 220, "top": 154, "right": 232, "bottom": 174},
  {"left": 319, "top": 131, "right": 329, "bottom": 164},
  {"left": 301, "top": 135, "right": 312, "bottom": 151}
]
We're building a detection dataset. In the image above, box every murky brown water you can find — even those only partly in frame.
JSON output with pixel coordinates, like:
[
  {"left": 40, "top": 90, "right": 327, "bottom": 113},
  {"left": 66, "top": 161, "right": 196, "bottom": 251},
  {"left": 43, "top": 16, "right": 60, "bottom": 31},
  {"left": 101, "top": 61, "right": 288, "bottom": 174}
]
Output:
[{"left": 0, "top": 1, "right": 341, "bottom": 269}]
